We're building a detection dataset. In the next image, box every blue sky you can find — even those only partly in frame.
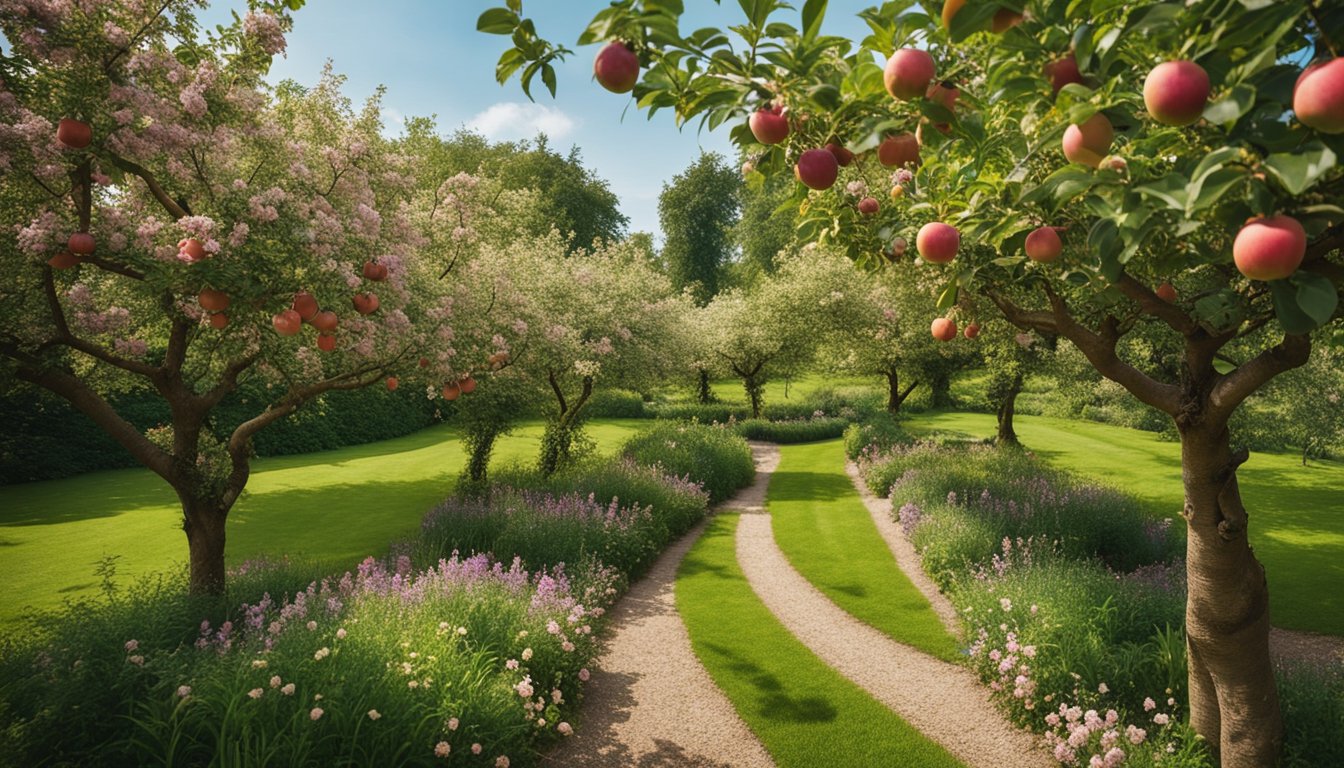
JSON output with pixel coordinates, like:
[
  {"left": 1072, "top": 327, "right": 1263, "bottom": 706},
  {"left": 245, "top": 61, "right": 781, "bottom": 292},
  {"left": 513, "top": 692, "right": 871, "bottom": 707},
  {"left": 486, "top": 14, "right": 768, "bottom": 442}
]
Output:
[{"left": 199, "top": 0, "right": 877, "bottom": 242}]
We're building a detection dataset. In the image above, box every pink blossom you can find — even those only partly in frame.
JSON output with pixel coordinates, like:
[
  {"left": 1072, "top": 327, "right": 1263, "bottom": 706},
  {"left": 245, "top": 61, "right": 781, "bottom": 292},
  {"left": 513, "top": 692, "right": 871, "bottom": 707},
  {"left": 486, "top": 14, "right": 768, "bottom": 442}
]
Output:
[
  {"left": 310, "top": 707, "right": 324, "bottom": 721},
  {"left": 434, "top": 741, "right": 450, "bottom": 758},
  {"left": 578, "top": 668, "right": 590, "bottom": 681},
  {"left": 281, "top": 683, "right": 295, "bottom": 696},
  {"left": 248, "top": 688, "right": 263, "bottom": 699},
  {"left": 495, "top": 757, "right": 510, "bottom": 768},
  {"left": 447, "top": 717, "right": 459, "bottom": 731},
  {"left": 176, "top": 685, "right": 192, "bottom": 698},
  {"left": 558, "top": 721, "right": 573, "bottom": 736},
  {"left": 1153, "top": 713, "right": 1169, "bottom": 725},
  {"left": 471, "top": 743, "right": 482, "bottom": 755},
  {"left": 124, "top": 639, "right": 138, "bottom": 652},
  {"left": 368, "top": 709, "right": 381, "bottom": 720}
]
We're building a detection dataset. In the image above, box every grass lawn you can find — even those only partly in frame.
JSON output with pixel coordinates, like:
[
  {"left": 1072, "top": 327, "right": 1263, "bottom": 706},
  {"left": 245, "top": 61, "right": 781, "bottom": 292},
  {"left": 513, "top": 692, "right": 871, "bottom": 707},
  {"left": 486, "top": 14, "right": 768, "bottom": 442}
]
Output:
[
  {"left": 699, "top": 372, "right": 880, "bottom": 407},
  {"left": 768, "top": 440, "right": 962, "bottom": 662},
  {"left": 905, "top": 411, "right": 1344, "bottom": 636},
  {"left": 675, "top": 512, "right": 964, "bottom": 768},
  {"left": 0, "top": 419, "right": 648, "bottom": 626}
]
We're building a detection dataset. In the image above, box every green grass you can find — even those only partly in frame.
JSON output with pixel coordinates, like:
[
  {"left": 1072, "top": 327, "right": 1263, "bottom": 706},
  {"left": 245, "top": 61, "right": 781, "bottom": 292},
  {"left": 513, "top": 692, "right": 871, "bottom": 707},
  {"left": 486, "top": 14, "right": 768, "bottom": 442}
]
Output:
[
  {"left": 904, "top": 411, "right": 1344, "bottom": 636},
  {"left": 675, "top": 512, "right": 965, "bottom": 768},
  {"left": 0, "top": 419, "right": 648, "bottom": 625},
  {"left": 768, "top": 441, "right": 962, "bottom": 662},
  {"left": 699, "top": 373, "right": 878, "bottom": 407}
]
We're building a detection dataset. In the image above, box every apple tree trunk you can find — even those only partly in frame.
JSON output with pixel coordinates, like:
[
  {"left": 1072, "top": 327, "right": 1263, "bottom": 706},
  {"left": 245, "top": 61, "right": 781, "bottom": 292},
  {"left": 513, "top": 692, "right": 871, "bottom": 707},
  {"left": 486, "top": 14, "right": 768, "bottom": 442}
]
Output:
[
  {"left": 995, "top": 372, "right": 1023, "bottom": 446},
  {"left": 697, "top": 368, "right": 713, "bottom": 404},
  {"left": 885, "top": 370, "right": 918, "bottom": 414},
  {"left": 180, "top": 493, "right": 230, "bottom": 596},
  {"left": 1180, "top": 424, "right": 1282, "bottom": 766}
]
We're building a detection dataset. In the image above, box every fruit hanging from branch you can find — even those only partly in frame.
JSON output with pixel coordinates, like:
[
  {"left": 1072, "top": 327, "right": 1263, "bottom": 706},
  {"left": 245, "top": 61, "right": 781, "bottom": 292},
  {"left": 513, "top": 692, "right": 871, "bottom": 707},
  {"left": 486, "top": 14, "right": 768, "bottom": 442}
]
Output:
[
  {"left": 67, "top": 232, "right": 95, "bottom": 255},
  {"left": 1025, "top": 226, "right": 1063, "bottom": 263},
  {"left": 931, "top": 317, "right": 957, "bottom": 341},
  {"left": 917, "top": 222, "right": 960, "bottom": 264},
  {"left": 272, "top": 310, "right": 302, "bottom": 337},
  {"left": 1293, "top": 58, "right": 1344, "bottom": 134},
  {"left": 795, "top": 148, "right": 839, "bottom": 190},
  {"left": 1062, "top": 112, "right": 1114, "bottom": 167},
  {"left": 749, "top": 105, "right": 790, "bottom": 145},
  {"left": 1143, "top": 60, "right": 1211, "bottom": 126},
  {"left": 56, "top": 118, "right": 92, "bottom": 149},
  {"left": 1233, "top": 215, "right": 1307, "bottom": 282},
  {"left": 593, "top": 41, "right": 639, "bottom": 94},
  {"left": 885, "top": 49, "right": 936, "bottom": 100}
]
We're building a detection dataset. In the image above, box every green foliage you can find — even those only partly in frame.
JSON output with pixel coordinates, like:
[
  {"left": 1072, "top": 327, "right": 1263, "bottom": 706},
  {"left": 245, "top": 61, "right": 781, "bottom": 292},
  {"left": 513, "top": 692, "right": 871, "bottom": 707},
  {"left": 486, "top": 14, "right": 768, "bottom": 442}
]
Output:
[
  {"left": 658, "top": 152, "right": 740, "bottom": 304},
  {"left": 733, "top": 417, "right": 848, "bottom": 443},
  {"left": 583, "top": 389, "right": 649, "bottom": 419},
  {"left": 842, "top": 413, "right": 912, "bottom": 461},
  {"left": 1278, "top": 661, "right": 1344, "bottom": 768},
  {"left": 621, "top": 421, "right": 755, "bottom": 504}
]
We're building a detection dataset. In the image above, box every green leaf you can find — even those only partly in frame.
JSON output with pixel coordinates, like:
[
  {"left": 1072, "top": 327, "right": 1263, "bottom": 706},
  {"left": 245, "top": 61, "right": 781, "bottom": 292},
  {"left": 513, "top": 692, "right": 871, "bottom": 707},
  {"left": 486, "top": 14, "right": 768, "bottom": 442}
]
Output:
[
  {"left": 540, "top": 63, "right": 557, "bottom": 98},
  {"left": 1203, "top": 84, "right": 1255, "bottom": 127},
  {"left": 477, "top": 7, "right": 519, "bottom": 34},
  {"left": 1263, "top": 143, "right": 1337, "bottom": 195},
  {"left": 1271, "top": 280, "right": 1318, "bottom": 335},
  {"left": 1294, "top": 272, "right": 1339, "bottom": 327},
  {"left": 802, "top": 0, "right": 827, "bottom": 39},
  {"left": 1135, "top": 173, "right": 1189, "bottom": 211},
  {"left": 936, "top": 281, "right": 959, "bottom": 310}
]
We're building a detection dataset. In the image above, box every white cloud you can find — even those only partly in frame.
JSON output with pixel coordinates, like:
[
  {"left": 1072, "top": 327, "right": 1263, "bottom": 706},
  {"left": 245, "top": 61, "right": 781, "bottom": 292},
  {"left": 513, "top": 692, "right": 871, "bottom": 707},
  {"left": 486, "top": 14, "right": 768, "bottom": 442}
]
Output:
[{"left": 466, "top": 102, "right": 577, "bottom": 142}]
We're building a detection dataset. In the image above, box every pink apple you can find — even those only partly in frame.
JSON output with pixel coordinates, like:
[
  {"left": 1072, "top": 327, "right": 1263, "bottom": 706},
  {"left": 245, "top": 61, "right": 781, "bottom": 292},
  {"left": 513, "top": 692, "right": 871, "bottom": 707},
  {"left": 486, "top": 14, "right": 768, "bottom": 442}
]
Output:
[
  {"left": 917, "top": 222, "right": 960, "bottom": 263},
  {"left": 178, "top": 238, "right": 206, "bottom": 262},
  {"left": 352, "top": 293, "right": 380, "bottom": 315},
  {"left": 858, "top": 197, "right": 880, "bottom": 216},
  {"left": 441, "top": 382, "right": 462, "bottom": 401},
  {"left": 825, "top": 141, "right": 855, "bottom": 167},
  {"left": 1294, "top": 59, "right": 1344, "bottom": 134},
  {"left": 56, "top": 118, "right": 92, "bottom": 149},
  {"left": 459, "top": 376, "right": 478, "bottom": 394},
  {"left": 931, "top": 317, "right": 958, "bottom": 342},
  {"left": 878, "top": 133, "right": 920, "bottom": 168},
  {"left": 885, "top": 49, "right": 936, "bottom": 101},
  {"left": 1144, "top": 61, "right": 1211, "bottom": 127},
  {"left": 198, "top": 289, "right": 230, "bottom": 312},
  {"left": 1025, "top": 226, "right": 1063, "bottom": 262},
  {"left": 1062, "top": 113, "right": 1114, "bottom": 167},
  {"left": 1046, "top": 54, "right": 1083, "bottom": 95},
  {"left": 292, "top": 291, "right": 319, "bottom": 321},
  {"left": 593, "top": 42, "right": 639, "bottom": 94},
  {"left": 964, "top": 322, "right": 981, "bottom": 339},
  {"left": 749, "top": 106, "right": 790, "bottom": 144},
  {"left": 208, "top": 312, "right": 229, "bottom": 329},
  {"left": 311, "top": 310, "right": 339, "bottom": 333},
  {"left": 1233, "top": 215, "right": 1306, "bottom": 281},
  {"left": 68, "top": 232, "right": 95, "bottom": 255},
  {"left": 794, "top": 148, "right": 839, "bottom": 190}
]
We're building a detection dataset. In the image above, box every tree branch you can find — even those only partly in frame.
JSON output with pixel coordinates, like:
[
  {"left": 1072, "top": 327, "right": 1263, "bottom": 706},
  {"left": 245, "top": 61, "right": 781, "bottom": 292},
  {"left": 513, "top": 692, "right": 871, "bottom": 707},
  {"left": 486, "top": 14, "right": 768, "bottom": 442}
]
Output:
[
  {"left": 80, "top": 253, "right": 146, "bottom": 280},
  {"left": 41, "top": 266, "right": 159, "bottom": 376},
  {"left": 201, "top": 351, "right": 262, "bottom": 409},
  {"left": 548, "top": 368, "right": 568, "bottom": 415},
  {"left": 1115, "top": 273, "right": 1198, "bottom": 335},
  {"left": 1209, "top": 333, "right": 1312, "bottom": 422},
  {"left": 105, "top": 152, "right": 188, "bottom": 220}
]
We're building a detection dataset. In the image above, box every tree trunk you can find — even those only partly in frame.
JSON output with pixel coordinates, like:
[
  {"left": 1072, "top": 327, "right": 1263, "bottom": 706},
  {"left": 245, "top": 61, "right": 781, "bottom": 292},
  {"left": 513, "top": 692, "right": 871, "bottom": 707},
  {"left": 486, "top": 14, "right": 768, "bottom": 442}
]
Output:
[
  {"left": 996, "top": 372, "right": 1023, "bottom": 445},
  {"left": 466, "top": 429, "right": 499, "bottom": 484},
  {"left": 886, "top": 371, "right": 917, "bottom": 414},
  {"left": 929, "top": 371, "right": 953, "bottom": 408},
  {"left": 1180, "top": 424, "right": 1282, "bottom": 767},
  {"left": 744, "top": 375, "right": 764, "bottom": 419},
  {"left": 697, "top": 368, "right": 713, "bottom": 404},
  {"left": 181, "top": 494, "right": 229, "bottom": 596}
]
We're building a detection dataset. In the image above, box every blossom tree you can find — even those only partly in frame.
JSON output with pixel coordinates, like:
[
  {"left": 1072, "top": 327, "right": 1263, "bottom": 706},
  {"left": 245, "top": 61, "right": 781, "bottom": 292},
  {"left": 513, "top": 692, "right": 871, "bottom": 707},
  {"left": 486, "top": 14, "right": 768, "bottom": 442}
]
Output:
[
  {"left": 0, "top": 1, "right": 456, "bottom": 594},
  {"left": 481, "top": 0, "right": 1344, "bottom": 761}
]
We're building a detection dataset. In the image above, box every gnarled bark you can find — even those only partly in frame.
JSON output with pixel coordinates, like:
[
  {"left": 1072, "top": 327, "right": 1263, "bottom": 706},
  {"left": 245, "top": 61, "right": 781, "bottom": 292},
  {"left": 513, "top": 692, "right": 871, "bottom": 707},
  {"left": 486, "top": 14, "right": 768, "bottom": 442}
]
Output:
[
  {"left": 885, "top": 369, "right": 917, "bottom": 414},
  {"left": 995, "top": 371, "right": 1023, "bottom": 446}
]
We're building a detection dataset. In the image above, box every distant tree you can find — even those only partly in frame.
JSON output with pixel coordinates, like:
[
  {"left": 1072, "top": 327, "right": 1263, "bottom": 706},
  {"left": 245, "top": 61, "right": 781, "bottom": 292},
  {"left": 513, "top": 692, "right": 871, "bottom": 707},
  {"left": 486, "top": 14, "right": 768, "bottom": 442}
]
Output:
[
  {"left": 659, "top": 152, "right": 740, "bottom": 305},
  {"left": 496, "top": 136, "right": 627, "bottom": 252},
  {"left": 735, "top": 170, "right": 797, "bottom": 276}
]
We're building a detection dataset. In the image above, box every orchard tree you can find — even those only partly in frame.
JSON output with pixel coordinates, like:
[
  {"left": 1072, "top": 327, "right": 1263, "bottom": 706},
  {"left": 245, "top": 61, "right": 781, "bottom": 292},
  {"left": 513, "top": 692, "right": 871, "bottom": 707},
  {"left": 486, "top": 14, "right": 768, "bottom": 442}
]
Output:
[
  {"left": 0, "top": 1, "right": 461, "bottom": 595},
  {"left": 479, "top": 0, "right": 1344, "bottom": 762},
  {"left": 981, "top": 327, "right": 1054, "bottom": 444}
]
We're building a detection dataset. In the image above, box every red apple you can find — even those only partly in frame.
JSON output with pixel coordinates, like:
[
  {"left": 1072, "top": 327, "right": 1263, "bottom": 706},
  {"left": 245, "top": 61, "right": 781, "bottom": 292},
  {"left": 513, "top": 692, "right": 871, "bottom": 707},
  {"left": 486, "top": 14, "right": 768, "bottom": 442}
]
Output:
[
  {"left": 884, "top": 49, "right": 936, "bottom": 101},
  {"left": 362, "top": 261, "right": 388, "bottom": 282},
  {"left": 48, "top": 250, "right": 80, "bottom": 269},
  {"left": 272, "top": 309, "right": 302, "bottom": 336},
  {"left": 1046, "top": 54, "right": 1084, "bottom": 95},
  {"left": 56, "top": 118, "right": 92, "bottom": 149},
  {"left": 878, "top": 133, "right": 920, "bottom": 168},
  {"left": 990, "top": 7, "right": 1024, "bottom": 33},
  {"left": 1062, "top": 112, "right": 1114, "bottom": 167},
  {"left": 927, "top": 80, "right": 958, "bottom": 111},
  {"left": 311, "top": 310, "right": 339, "bottom": 333},
  {"left": 1233, "top": 215, "right": 1306, "bottom": 281},
  {"left": 386, "top": 376, "right": 399, "bottom": 391},
  {"left": 931, "top": 317, "right": 958, "bottom": 342},
  {"left": 441, "top": 382, "right": 462, "bottom": 401},
  {"left": 1156, "top": 282, "right": 1178, "bottom": 303},
  {"left": 964, "top": 322, "right": 981, "bottom": 339},
  {"left": 794, "top": 148, "right": 839, "bottom": 191},
  {"left": 825, "top": 142, "right": 855, "bottom": 167},
  {"left": 68, "top": 232, "right": 95, "bottom": 255},
  {"left": 891, "top": 236, "right": 908, "bottom": 257},
  {"left": 178, "top": 238, "right": 206, "bottom": 262},
  {"left": 593, "top": 41, "right": 639, "bottom": 94},
  {"left": 419, "top": 356, "right": 430, "bottom": 368},
  {"left": 208, "top": 312, "right": 229, "bottom": 329},
  {"left": 317, "top": 333, "right": 337, "bottom": 352},
  {"left": 1293, "top": 58, "right": 1344, "bottom": 134},
  {"left": 198, "top": 288, "right": 230, "bottom": 312},
  {"left": 749, "top": 106, "right": 790, "bottom": 145},
  {"left": 352, "top": 292, "right": 380, "bottom": 315},
  {"left": 917, "top": 222, "right": 960, "bottom": 264},
  {"left": 1025, "top": 226, "right": 1063, "bottom": 262},
  {"left": 1143, "top": 61, "right": 1210, "bottom": 127},
  {"left": 292, "top": 291, "right": 319, "bottom": 321},
  {"left": 459, "top": 376, "right": 478, "bottom": 394},
  {"left": 858, "top": 197, "right": 880, "bottom": 216}
]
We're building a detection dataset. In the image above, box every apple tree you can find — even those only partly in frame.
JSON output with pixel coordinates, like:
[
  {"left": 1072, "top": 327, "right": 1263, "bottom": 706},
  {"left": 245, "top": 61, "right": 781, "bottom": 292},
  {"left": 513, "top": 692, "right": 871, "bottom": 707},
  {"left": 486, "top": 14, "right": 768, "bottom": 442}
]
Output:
[
  {"left": 0, "top": 1, "right": 462, "bottom": 595},
  {"left": 479, "top": 0, "right": 1344, "bottom": 763}
]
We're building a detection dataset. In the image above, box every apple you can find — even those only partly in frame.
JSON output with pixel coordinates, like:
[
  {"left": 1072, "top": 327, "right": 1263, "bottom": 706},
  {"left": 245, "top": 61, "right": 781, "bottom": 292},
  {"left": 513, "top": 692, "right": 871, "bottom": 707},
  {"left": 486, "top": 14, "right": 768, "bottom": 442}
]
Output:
[
  {"left": 794, "top": 148, "right": 839, "bottom": 191},
  {"left": 917, "top": 222, "right": 960, "bottom": 264},
  {"left": 884, "top": 49, "right": 936, "bottom": 101},
  {"left": 593, "top": 41, "right": 639, "bottom": 94},
  {"left": 1293, "top": 58, "right": 1344, "bottom": 134},
  {"left": 1025, "top": 226, "right": 1063, "bottom": 262},
  {"left": 56, "top": 118, "right": 92, "bottom": 149},
  {"left": 942, "top": 0, "right": 1022, "bottom": 34},
  {"left": 386, "top": 377, "right": 399, "bottom": 391},
  {"left": 825, "top": 141, "right": 855, "bottom": 167},
  {"left": 362, "top": 261, "right": 388, "bottom": 282},
  {"left": 890, "top": 184, "right": 906, "bottom": 199},
  {"left": 317, "top": 333, "right": 337, "bottom": 352},
  {"left": 208, "top": 312, "right": 229, "bottom": 329},
  {"left": 891, "top": 236, "right": 908, "bottom": 257},
  {"left": 441, "top": 382, "right": 462, "bottom": 401},
  {"left": 272, "top": 309, "right": 302, "bottom": 336},
  {"left": 352, "top": 292, "right": 380, "bottom": 315},
  {"left": 931, "top": 317, "right": 958, "bottom": 342},
  {"left": 964, "top": 322, "right": 981, "bottom": 339},
  {"left": 878, "top": 133, "right": 920, "bottom": 168},
  {"left": 749, "top": 106, "right": 790, "bottom": 145},
  {"left": 1233, "top": 215, "right": 1306, "bottom": 281},
  {"left": 68, "top": 232, "right": 95, "bottom": 255},
  {"left": 858, "top": 197, "right": 880, "bottom": 216},
  {"left": 1143, "top": 61, "right": 1210, "bottom": 127},
  {"left": 1156, "top": 282, "right": 1178, "bottom": 303},
  {"left": 1046, "top": 54, "right": 1084, "bottom": 95},
  {"left": 459, "top": 376, "right": 478, "bottom": 394},
  {"left": 419, "top": 356, "right": 430, "bottom": 368},
  {"left": 178, "top": 238, "right": 206, "bottom": 262},
  {"left": 48, "top": 250, "right": 80, "bottom": 269},
  {"left": 292, "top": 291, "right": 319, "bottom": 321},
  {"left": 311, "top": 310, "right": 339, "bottom": 333},
  {"left": 198, "top": 288, "right": 230, "bottom": 312},
  {"left": 1062, "top": 112, "right": 1114, "bottom": 167},
  {"left": 927, "top": 80, "right": 958, "bottom": 111}
]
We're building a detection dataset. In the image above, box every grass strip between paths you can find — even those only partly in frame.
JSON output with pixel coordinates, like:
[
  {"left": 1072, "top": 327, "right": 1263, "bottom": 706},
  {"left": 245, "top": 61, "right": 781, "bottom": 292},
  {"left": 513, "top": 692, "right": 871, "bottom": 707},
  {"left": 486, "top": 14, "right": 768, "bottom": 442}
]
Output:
[
  {"left": 676, "top": 511, "right": 965, "bottom": 768},
  {"left": 768, "top": 440, "right": 962, "bottom": 662}
]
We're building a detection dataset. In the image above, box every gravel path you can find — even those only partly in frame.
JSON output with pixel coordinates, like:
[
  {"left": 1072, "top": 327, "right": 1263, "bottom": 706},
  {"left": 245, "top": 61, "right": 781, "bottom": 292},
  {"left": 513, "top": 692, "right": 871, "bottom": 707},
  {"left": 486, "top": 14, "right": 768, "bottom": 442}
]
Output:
[
  {"left": 737, "top": 444, "right": 1052, "bottom": 768},
  {"left": 543, "top": 453, "right": 777, "bottom": 768}
]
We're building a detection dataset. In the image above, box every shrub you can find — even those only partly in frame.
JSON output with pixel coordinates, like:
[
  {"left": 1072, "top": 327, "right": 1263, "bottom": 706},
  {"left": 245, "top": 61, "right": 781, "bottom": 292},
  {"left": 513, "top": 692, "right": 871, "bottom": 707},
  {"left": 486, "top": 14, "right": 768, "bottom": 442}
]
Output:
[
  {"left": 734, "top": 417, "right": 848, "bottom": 443},
  {"left": 646, "top": 402, "right": 750, "bottom": 423},
  {"left": 583, "top": 389, "right": 649, "bottom": 419},
  {"left": 843, "top": 413, "right": 913, "bottom": 461},
  {"left": 621, "top": 422, "right": 755, "bottom": 504},
  {"left": 1279, "top": 660, "right": 1344, "bottom": 768}
]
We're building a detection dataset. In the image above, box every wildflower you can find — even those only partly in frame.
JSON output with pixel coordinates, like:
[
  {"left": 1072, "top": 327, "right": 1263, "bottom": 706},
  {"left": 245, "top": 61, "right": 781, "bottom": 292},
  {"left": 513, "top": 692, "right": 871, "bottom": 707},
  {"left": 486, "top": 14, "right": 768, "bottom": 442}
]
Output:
[
  {"left": 368, "top": 709, "right": 381, "bottom": 720},
  {"left": 1154, "top": 713, "right": 1170, "bottom": 725},
  {"left": 448, "top": 717, "right": 459, "bottom": 731},
  {"left": 336, "top": 628, "right": 347, "bottom": 640},
  {"left": 522, "top": 648, "right": 533, "bottom": 661},
  {"left": 409, "top": 680, "right": 420, "bottom": 689},
  {"left": 440, "top": 621, "right": 451, "bottom": 630},
  {"left": 310, "top": 707, "right": 324, "bottom": 721},
  {"left": 1098, "top": 682, "right": 1109, "bottom": 694},
  {"left": 1104, "top": 747, "right": 1125, "bottom": 767},
  {"left": 1127, "top": 725, "right": 1147, "bottom": 745},
  {"left": 496, "top": 757, "right": 510, "bottom": 768},
  {"left": 1000, "top": 597, "right": 1013, "bottom": 612},
  {"left": 282, "top": 683, "right": 296, "bottom": 696},
  {"left": 124, "top": 639, "right": 138, "bottom": 652},
  {"left": 127, "top": 655, "right": 144, "bottom": 666},
  {"left": 248, "top": 688, "right": 264, "bottom": 699},
  {"left": 270, "top": 675, "right": 282, "bottom": 688},
  {"left": 472, "top": 743, "right": 483, "bottom": 755},
  {"left": 457, "top": 626, "right": 468, "bottom": 636},
  {"left": 506, "top": 659, "right": 519, "bottom": 670},
  {"left": 547, "top": 620, "right": 560, "bottom": 635},
  {"left": 434, "top": 741, "right": 450, "bottom": 758},
  {"left": 552, "top": 689, "right": 564, "bottom": 704},
  {"left": 314, "top": 693, "right": 323, "bottom": 701},
  {"left": 578, "top": 668, "right": 590, "bottom": 682},
  {"left": 562, "top": 641, "right": 575, "bottom": 652},
  {"left": 1143, "top": 697, "right": 1157, "bottom": 712},
  {"left": 306, "top": 620, "right": 317, "bottom": 631},
  {"left": 537, "top": 718, "right": 547, "bottom": 727},
  {"left": 1030, "top": 604, "right": 1039, "bottom": 615},
  {"left": 176, "top": 685, "right": 192, "bottom": 698},
  {"left": 314, "top": 647, "right": 330, "bottom": 661},
  {"left": 515, "top": 677, "right": 534, "bottom": 698},
  {"left": 251, "top": 659, "right": 268, "bottom": 669},
  {"left": 1023, "top": 645, "right": 1037, "bottom": 658}
]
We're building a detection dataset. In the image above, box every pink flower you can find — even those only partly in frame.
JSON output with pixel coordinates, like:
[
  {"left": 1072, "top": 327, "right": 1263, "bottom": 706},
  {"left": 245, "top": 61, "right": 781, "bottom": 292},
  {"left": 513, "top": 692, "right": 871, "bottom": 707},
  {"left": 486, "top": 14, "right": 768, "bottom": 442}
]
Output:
[
  {"left": 281, "top": 683, "right": 296, "bottom": 696},
  {"left": 124, "top": 639, "right": 138, "bottom": 652},
  {"left": 306, "top": 621, "right": 317, "bottom": 631},
  {"left": 1153, "top": 713, "right": 1170, "bottom": 725},
  {"left": 562, "top": 641, "right": 575, "bottom": 653},
  {"left": 434, "top": 741, "right": 450, "bottom": 758},
  {"left": 447, "top": 717, "right": 459, "bottom": 731},
  {"left": 471, "top": 744, "right": 482, "bottom": 755},
  {"left": 1098, "top": 682, "right": 1109, "bottom": 694},
  {"left": 336, "top": 628, "right": 347, "bottom": 640},
  {"left": 310, "top": 707, "right": 323, "bottom": 721},
  {"left": 270, "top": 675, "right": 282, "bottom": 688},
  {"left": 1143, "top": 697, "right": 1156, "bottom": 712},
  {"left": 1126, "top": 725, "right": 1147, "bottom": 745},
  {"left": 521, "top": 648, "right": 533, "bottom": 661},
  {"left": 495, "top": 757, "right": 510, "bottom": 768},
  {"left": 558, "top": 722, "right": 573, "bottom": 736},
  {"left": 578, "top": 668, "right": 590, "bottom": 682},
  {"left": 176, "top": 686, "right": 192, "bottom": 698},
  {"left": 506, "top": 659, "right": 519, "bottom": 670},
  {"left": 546, "top": 620, "right": 560, "bottom": 635},
  {"left": 248, "top": 688, "right": 263, "bottom": 699},
  {"left": 515, "top": 678, "right": 534, "bottom": 699},
  {"left": 368, "top": 710, "right": 381, "bottom": 720}
]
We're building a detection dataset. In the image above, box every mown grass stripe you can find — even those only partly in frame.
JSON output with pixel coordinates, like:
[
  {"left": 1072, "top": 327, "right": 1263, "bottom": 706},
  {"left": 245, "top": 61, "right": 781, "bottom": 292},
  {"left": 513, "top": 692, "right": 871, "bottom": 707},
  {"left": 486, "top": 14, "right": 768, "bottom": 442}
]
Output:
[
  {"left": 676, "top": 512, "right": 965, "bottom": 768},
  {"left": 768, "top": 440, "right": 962, "bottom": 662}
]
